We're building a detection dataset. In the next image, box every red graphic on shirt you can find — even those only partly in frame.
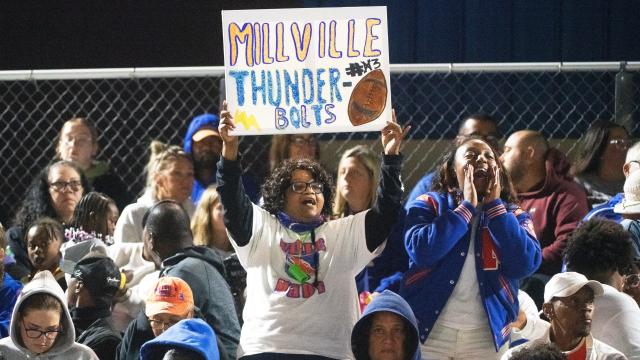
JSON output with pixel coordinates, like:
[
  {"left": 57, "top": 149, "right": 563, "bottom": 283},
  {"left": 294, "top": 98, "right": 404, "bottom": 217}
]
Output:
[
  {"left": 275, "top": 235, "right": 327, "bottom": 298},
  {"left": 481, "top": 228, "right": 500, "bottom": 270}
]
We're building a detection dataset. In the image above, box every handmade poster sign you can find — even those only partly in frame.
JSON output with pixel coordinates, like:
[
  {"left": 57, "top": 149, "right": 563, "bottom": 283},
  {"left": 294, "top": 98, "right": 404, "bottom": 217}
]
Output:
[{"left": 222, "top": 6, "right": 391, "bottom": 135}]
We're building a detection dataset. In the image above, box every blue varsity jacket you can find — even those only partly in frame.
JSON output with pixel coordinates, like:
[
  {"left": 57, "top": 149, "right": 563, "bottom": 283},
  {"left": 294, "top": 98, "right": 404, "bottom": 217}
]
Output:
[{"left": 400, "top": 192, "right": 542, "bottom": 351}]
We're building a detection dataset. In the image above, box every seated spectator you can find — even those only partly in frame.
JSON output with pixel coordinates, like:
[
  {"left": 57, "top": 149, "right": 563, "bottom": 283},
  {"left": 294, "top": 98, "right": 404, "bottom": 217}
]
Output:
[
  {"left": 111, "top": 141, "right": 195, "bottom": 288},
  {"left": 146, "top": 277, "right": 195, "bottom": 337},
  {"left": 571, "top": 120, "right": 630, "bottom": 207},
  {"left": 501, "top": 130, "right": 589, "bottom": 276},
  {"left": 55, "top": 117, "right": 131, "bottom": 211},
  {"left": 140, "top": 318, "right": 219, "bottom": 360},
  {"left": 401, "top": 137, "right": 541, "bottom": 358},
  {"left": 269, "top": 133, "right": 320, "bottom": 171},
  {"left": 502, "top": 272, "right": 627, "bottom": 360},
  {"left": 613, "top": 170, "right": 640, "bottom": 259},
  {"left": 25, "top": 217, "right": 66, "bottom": 290},
  {"left": 191, "top": 186, "right": 246, "bottom": 323},
  {"left": 117, "top": 276, "right": 195, "bottom": 360},
  {"left": 0, "top": 222, "right": 22, "bottom": 338},
  {"left": 623, "top": 271, "right": 640, "bottom": 307},
  {"left": 333, "top": 145, "right": 408, "bottom": 294},
  {"left": 192, "top": 186, "right": 232, "bottom": 256},
  {"left": 351, "top": 290, "right": 421, "bottom": 360},
  {"left": 585, "top": 141, "right": 640, "bottom": 223},
  {"left": 5, "top": 160, "right": 89, "bottom": 281},
  {"left": 67, "top": 256, "right": 123, "bottom": 360},
  {"left": 61, "top": 192, "right": 119, "bottom": 277},
  {"left": 216, "top": 102, "right": 406, "bottom": 359},
  {"left": 142, "top": 200, "right": 239, "bottom": 359},
  {"left": 183, "top": 113, "right": 259, "bottom": 204},
  {"left": 510, "top": 291, "right": 550, "bottom": 349},
  {"left": 405, "top": 113, "right": 500, "bottom": 210},
  {"left": 0, "top": 270, "right": 97, "bottom": 358},
  {"left": 509, "top": 343, "right": 566, "bottom": 360},
  {"left": 564, "top": 218, "right": 640, "bottom": 359}
]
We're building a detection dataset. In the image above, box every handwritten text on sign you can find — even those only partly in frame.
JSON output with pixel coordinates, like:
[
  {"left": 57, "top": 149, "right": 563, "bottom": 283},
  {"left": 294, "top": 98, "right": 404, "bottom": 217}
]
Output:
[{"left": 222, "top": 7, "right": 391, "bottom": 135}]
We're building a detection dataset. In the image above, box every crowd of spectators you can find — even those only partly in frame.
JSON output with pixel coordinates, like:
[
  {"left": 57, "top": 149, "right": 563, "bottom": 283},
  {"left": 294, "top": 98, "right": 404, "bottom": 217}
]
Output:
[{"left": 1, "top": 107, "right": 640, "bottom": 360}]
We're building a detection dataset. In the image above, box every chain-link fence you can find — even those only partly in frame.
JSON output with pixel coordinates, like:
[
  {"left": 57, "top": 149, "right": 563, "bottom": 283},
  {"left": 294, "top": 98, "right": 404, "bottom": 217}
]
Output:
[{"left": 1, "top": 63, "right": 639, "bottom": 225}]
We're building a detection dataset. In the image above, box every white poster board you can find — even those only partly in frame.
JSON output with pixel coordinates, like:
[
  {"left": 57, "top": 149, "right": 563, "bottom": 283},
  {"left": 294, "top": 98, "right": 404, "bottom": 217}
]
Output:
[{"left": 222, "top": 6, "right": 391, "bottom": 135}]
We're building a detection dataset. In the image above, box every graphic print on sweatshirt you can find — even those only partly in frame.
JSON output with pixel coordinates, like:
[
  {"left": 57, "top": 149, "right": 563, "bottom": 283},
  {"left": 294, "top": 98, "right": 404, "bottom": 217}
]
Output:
[{"left": 275, "top": 231, "right": 327, "bottom": 298}]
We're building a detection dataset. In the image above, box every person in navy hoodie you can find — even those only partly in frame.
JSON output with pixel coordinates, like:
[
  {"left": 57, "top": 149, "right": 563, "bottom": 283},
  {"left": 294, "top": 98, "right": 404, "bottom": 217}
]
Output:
[
  {"left": 140, "top": 318, "right": 219, "bottom": 360},
  {"left": 351, "top": 290, "right": 421, "bottom": 360},
  {"left": 401, "top": 137, "right": 542, "bottom": 359}
]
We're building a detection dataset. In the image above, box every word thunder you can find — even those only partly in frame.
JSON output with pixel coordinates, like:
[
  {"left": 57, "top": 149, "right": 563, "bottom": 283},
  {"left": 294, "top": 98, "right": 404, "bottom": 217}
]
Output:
[{"left": 227, "top": 19, "right": 382, "bottom": 67}]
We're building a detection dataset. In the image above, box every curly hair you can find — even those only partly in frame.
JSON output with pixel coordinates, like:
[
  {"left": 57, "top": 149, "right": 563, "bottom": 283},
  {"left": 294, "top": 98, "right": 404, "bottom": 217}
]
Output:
[
  {"left": 570, "top": 119, "right": 628, "bottom": 176},
  {"left": 262, "top": 158, "right": 334, "bottom": 216},
  {"left": 431, "top": 137, "right": 518, "bottom": 204},
  {"left": 510, "top": 343, "right": 566, "bottom": 360},
  {"left": 565, "top": 218, "right": 635, "bottom": 277},
  {"left": 13, "top": 160, "right": 90, "bottom": 229}
]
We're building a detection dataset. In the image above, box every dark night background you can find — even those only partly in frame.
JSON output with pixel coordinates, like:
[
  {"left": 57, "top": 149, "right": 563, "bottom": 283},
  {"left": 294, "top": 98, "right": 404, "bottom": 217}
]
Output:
[{"left": 1, "top": 0, "right": 638, "bottom": 70}]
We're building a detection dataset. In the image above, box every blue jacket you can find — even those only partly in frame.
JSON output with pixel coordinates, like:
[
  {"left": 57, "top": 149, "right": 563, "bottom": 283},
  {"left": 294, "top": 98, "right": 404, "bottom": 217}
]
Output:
[
  {"left": 351, "top": 290, "right": 421, "bottom": 360},
  {"left": 583, "top": 192, "right": 623, "bottom": 223},
  {"left": 140, "top": 318, "right": 219, "bottom": 360},
  {"left": 0, "top": 273, "right": 22, "bottom": 338},
  {"left": 400, "top": 192, "right": 541, "bottom": 351},
  {"left": 404, "top": 172, "right": 435, "bottom": 211},
  {"left": 183, "top": 113, "right": 259, "bottom": 204}
]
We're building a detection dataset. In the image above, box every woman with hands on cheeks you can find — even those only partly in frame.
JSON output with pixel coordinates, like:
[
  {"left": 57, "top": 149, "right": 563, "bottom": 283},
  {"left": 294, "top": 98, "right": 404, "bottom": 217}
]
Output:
[
  {"left": 216, "top": 100, "right": 408, "bottom": 360},
  {"left": 400, "top": 138, "right": 542, "bottom": 359}
]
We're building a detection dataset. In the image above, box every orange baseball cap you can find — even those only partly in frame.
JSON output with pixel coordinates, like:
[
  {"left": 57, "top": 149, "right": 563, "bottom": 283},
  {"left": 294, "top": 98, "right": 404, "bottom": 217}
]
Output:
[{"left": 145, "top": 277, "right": 194, "bottom": 317}]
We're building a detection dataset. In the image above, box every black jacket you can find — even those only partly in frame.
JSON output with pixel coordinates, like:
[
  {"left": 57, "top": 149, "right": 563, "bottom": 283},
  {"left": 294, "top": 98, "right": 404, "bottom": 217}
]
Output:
[
  {"left": 161, "top": 246, "right": 240, "bottom": 360},
  {"left": 74, "top": 307, "right": 122, "bottom": 360},
  {"left": 115, "top": 307, "right": 153, "bottom": 360}
]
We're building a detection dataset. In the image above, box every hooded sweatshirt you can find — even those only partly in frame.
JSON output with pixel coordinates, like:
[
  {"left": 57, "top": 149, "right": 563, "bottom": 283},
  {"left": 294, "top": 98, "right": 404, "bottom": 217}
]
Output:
[
  {"left": 516, "top": 148, "right": 590, "bottom": 275},
  {"left": 160, "top": 246, "right": 240, "bottom": 359},
  {"left": 183, "top": 113, "right": 260, "bottom": 204},
  {"left": 0, "top": 270, "right": 98, "bottom": 359},
  {"left": 140, "top": 318, "right": 219, "bottom": 360},
  {"left": 351, "top": 290, "right": 421, "bottom": 360}
]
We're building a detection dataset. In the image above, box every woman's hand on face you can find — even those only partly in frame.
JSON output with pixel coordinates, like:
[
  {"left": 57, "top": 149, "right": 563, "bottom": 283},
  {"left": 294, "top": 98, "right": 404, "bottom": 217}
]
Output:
[
  {"left": 483, "top": 166, "right": 501, "bottom": 204},
  {"left": 463, "top": 164, "right": 478, "bottom": 207},
  {"left": 381, "top": 109, "right": 411, "bottom": 156},
  {"left": 219, "top": 100, "right": 240, "bottom": 160}
]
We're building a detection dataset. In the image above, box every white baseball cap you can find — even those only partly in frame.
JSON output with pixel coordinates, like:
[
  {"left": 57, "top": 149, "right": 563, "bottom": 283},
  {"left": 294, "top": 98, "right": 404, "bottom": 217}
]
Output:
[{"left": 544, "top": 272, "right": 604, "bottom": 303}]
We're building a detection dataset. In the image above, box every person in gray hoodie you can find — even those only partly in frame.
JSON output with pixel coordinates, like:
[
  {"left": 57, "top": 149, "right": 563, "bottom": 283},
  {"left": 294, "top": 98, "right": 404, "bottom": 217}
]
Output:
[
  {"left": 0, "top": 270, "right": 97, "bottom": 359},
  {"left": 351, "top": 290, "right": 421, "bottom": 360}
]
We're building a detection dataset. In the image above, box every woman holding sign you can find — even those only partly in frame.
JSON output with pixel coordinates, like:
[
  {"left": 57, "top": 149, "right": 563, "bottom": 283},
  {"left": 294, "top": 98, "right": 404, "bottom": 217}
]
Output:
[{"left": 216, "top": 100, "right": 408, "bottom": 359}]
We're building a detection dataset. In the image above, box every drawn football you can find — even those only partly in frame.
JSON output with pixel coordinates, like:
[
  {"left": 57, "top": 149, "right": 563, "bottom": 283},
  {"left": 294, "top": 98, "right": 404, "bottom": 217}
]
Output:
[{"left": 348, "top": 69, "right": 388, "bottom": 126}]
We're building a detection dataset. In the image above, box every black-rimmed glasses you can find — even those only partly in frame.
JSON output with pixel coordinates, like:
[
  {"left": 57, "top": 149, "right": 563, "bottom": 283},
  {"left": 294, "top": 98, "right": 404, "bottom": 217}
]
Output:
[
  {"left": 289, "top": 181, "right": 323, "bottom": 194},
  {"left": 22, "top": 321, "right": 63, "bottom": 339},
  {"left": 49, "top": 180, "right": 82, "bottom": 192}
]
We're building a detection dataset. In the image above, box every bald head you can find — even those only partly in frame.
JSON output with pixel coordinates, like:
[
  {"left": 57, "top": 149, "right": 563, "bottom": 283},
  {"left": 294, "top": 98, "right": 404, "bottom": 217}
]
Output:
[
  {"left": 143, "top": 200, "right": 193, "bottom": 256},
  {"left": 501, "top": 130, "right": 549, "bottom": 191}
]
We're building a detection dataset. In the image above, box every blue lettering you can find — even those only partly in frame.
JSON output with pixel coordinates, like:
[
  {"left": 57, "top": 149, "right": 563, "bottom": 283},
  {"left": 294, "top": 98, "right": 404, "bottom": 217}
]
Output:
[
  {"left": 324, "top": 104, "right": 336, "bottom": 124},
  {"left": 329, "top": 68, "right": 342, "bottom": 103},
  {"left": 229, "top": 70, "right": 249, "bottom": 106},
  {"left": 316, "top": 68, "right": 326, "bottom": 105},
  {"left": 300, "top": 105, "right": 310, "bottom": 128},
  {"left": 311, "top": 105, "right": 323, "bottom": 126},
  {"left": 290, "top": 107, "right": 301, "bottom": 129},
  {"left": 302, "top": 69, "right": 314, "bottom": 105},
  {"left": 251, "top": 70, "right": 267, "bottom": 105},
  {"left": 284, "top": 70, "right": 300, "bottom": 106},
  {"left": 275, "top": 107, "right": 288, "bottom": 130},
  {"left": 267, "top": 70, "right": 282, "bottom": 106}
]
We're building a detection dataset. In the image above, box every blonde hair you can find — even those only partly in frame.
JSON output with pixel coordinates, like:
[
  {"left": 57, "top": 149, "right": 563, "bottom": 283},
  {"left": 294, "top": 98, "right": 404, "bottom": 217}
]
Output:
[
  {"left": 332, "top": 145, "right": 380, "bottom": 217},
  {"left": 191, "top": 186, "right": 223, "bottom": 248},
  {"left": 146, "top": 140, "right": 192, "bottom": 198}
]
